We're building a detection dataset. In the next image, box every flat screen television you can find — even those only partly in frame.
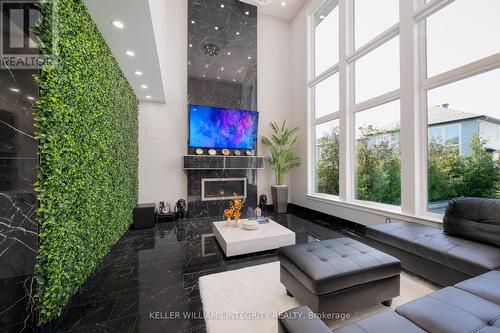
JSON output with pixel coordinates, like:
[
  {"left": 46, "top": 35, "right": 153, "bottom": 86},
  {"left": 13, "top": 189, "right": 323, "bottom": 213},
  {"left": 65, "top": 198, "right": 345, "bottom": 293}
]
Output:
[{"left": 189, "top": 104, "right": 259, "bottom": 149}]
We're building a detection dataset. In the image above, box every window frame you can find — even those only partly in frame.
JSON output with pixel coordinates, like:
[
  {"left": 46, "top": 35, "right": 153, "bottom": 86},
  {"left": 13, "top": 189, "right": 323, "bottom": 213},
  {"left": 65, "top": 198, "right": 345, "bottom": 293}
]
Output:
[{"left": 307, "top": 0, "right": 500, "bottom": 222}]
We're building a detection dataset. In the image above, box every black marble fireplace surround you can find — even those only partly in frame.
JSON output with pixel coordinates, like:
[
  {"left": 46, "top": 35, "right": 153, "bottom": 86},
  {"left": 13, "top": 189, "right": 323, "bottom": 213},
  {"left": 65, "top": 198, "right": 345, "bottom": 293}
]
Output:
[{"left": 187, "top": 0, "right": 259, "bottom": 217}]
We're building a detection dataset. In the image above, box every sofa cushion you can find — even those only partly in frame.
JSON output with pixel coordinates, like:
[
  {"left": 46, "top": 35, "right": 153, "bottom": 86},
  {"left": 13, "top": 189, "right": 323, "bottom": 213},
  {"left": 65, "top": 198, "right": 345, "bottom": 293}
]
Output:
[
  {"left": 366, "top": 221, "right": 500, "bottom": 276},
  {"left": 279, "top": 306, "right": 332, "bottom": 333},
  {"left": 333, "top": 311, "right": 426, "bottom": 333},
  {"left": 444, "top": 197, "right": 500, "bottom": 248},
  {"left": 455, "top": 270, "right": 500, "bottom": 305},
  {"left": 396, "top": 287, "right": 500, "bottom": 333},
  {"left": 277, "top": 238, "right": 400, "bottom": 295}
]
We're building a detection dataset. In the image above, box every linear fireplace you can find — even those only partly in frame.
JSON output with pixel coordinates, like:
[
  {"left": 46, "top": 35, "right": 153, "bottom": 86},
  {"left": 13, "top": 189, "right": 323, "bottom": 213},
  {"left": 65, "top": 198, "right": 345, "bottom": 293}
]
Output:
[{"left": 201, "top": 178, "right": 247, "bottom": 201}]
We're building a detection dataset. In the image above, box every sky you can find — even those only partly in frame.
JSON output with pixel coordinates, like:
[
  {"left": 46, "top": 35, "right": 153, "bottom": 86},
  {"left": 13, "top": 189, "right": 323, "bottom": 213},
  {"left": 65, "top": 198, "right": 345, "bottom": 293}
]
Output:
[{"left": 315, "top": 0, "right": 500, "bottom": 138}]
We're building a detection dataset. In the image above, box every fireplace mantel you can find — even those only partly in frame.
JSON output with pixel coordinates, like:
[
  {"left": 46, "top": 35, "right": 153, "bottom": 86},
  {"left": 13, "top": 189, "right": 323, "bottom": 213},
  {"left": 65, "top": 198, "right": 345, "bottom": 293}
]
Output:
[{"left": 183, "top": 155, "right": 264, "bottom": 170}]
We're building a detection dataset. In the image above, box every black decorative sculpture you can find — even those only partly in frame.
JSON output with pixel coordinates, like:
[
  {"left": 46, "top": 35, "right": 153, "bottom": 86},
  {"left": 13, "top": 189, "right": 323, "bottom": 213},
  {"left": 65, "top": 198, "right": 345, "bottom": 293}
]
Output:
[
  {"left": 158, "top": 201, "right": 165, "bottom": 213},
  {"left": 176, "top": 199, "right": 187, "bottom": 219},
  {"left": 259, "top": 194, "right": 268, "bottom": 215}
]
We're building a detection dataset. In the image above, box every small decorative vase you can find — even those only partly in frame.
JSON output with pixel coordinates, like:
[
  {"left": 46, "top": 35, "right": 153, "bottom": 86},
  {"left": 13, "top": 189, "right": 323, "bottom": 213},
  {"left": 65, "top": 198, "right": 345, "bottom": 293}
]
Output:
[
  {"left": 234, "top": 218, "right": 240, "bottom": 227},
  {"left": 226, "top": 217, "right": 232, "bottom": 226}
]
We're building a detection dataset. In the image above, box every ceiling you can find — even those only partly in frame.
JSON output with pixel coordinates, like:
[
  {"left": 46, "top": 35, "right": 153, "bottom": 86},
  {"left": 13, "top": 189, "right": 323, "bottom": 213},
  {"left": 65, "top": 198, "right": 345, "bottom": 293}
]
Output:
[
  {"left": 83, "top": 0, "right": 165, "bottom": 103},
  {"left": 240, "top": 0, "right": 306, "bottom": 21}
]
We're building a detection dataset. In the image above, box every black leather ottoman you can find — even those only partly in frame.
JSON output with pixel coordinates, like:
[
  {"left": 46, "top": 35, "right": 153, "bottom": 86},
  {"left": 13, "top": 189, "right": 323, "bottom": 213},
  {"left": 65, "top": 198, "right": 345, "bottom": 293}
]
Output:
[{"left": 278, "top": 238, "right": 401, "bottom": 315}]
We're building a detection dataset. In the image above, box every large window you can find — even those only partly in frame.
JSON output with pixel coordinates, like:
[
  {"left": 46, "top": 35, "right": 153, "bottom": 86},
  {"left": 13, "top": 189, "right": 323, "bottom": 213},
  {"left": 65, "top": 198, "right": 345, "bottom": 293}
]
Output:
[
  {"left": 426, "top": 69, "right": 500, "bottom": 214},
  {"left": 356, "top": 100, "right": 401, "bottom": 205},
  {"left": 308, "top": 0, "right": 500, "bottom": 221},
  {"left": 316, "top": 120, "right": 340, "bottom": 195},
  {"left": 354, "top": 0, "right": 399, "bottom": 49},
  {"left": 354, "top": 36, "right": 400, "bottom": 103},
  {"left": 425, "top": 0, "right": 500, "bottom": 77},
  {"left": 314, "top": 0, "right": 339, "bottom": 76},
  {"left": 311, "top": 0, "right": 340, "bottom": 196}
]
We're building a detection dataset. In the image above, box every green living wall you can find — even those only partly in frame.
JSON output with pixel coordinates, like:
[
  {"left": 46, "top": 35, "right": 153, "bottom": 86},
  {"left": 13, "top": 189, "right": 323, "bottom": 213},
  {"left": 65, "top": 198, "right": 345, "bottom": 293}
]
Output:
[{"left": 35, "top": 0, "right": 138, "bottom": 324}]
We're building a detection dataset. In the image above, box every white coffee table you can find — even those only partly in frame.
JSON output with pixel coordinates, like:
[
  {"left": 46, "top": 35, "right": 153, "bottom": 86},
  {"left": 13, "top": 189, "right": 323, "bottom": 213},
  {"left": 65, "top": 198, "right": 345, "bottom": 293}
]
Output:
[{"left": 212, "top": 219, "right": 296, "bottom": 257}]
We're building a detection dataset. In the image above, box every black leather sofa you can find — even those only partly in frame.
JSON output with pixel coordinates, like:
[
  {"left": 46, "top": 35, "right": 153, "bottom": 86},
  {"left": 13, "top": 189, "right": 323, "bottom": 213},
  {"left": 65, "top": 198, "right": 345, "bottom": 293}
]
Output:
[
  {"left": 279, "top": 269, "right": 500, "bottom": 333},
  {"left": 366, "top": 197, "right": 500, "bottom": 286},
  {"left": 278, "top": 197, "right": 500, "bottom": 333}
]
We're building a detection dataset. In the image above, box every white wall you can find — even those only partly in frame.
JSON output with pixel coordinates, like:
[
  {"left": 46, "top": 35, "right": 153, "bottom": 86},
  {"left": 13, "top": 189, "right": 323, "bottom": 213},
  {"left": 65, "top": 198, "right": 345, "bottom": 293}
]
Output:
[
  {"left": 257, "top": 14, "right": 292, "bottom": 203},
  {"left": 138, "top": 5, "right": 294, "bottom": 205},
  {"left": 139, "top": 0, "right": 187, "bottom": 204},
  {"left": 289, "top": 3, "right": 310, "bottom": 208}
]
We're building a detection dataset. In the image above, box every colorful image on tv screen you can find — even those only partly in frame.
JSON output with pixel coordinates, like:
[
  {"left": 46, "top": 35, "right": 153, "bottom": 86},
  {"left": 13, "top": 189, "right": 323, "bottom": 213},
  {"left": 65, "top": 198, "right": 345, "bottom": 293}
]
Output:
[{"left": 189, "top": 104, "right": 259, "bottom": 149}]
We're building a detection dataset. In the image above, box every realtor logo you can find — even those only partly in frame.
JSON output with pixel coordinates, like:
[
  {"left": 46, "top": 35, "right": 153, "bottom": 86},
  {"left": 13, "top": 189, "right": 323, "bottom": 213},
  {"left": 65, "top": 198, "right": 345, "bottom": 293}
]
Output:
[{"left": 1, "top": 0, "right": 44, "bottom": 69}]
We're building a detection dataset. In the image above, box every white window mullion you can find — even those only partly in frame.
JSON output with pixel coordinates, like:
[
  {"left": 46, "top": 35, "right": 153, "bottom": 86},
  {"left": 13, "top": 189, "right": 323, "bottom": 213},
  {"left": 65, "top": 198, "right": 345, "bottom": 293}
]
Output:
[
  {"left": 416, "top": 1, "right": 429, "bottom": 217},
  {"left": 399, "top": 0, "right": 420, "bottom": 216},
  {"left": 339, "top": 0, "right": 353, "bottom": 202}
]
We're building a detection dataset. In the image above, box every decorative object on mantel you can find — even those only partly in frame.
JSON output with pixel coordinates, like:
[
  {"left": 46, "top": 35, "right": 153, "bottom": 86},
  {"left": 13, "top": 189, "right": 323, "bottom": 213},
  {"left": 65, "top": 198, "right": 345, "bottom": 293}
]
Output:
[
  {"left": 224, "top": 193, "right": 245, "bottom": 227},
  {"left": 245, "top": 150, "right": 254, "bottom": 156},
  {"left": 222, "top": 148, "right": 230, "bottom": 156},
  {"left": 176, "top": 199, "right": 188, "bottom": 219},
  {"left": 261, "top": 121, "right": 302, "bottom": 213},
  {"left": 195, "top": 148, "right": 204, "bottom": 155},
  {"left": 259, "top": 194, "right": 268, "bottom": 214},
  {"left": 255, "top": 206, "right": 262, "bottom": 218},
  {"left": 234, "top": 149, "right": 241, "bottom": 156},
  {"left": 208, "top": 149, "right": 217, "bottom": 156}
]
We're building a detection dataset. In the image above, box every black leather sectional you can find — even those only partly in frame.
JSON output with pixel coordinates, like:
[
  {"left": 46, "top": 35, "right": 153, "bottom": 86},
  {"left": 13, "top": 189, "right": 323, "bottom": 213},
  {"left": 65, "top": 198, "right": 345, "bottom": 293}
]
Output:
[
  {"left": 278, "top": 197, "right": 500, "bottom": 333},
  {"left": 279, "top": 269, "right": 500, "bottom": 333},
  {"left": 366, "top": 197, "right": 500, "bottom": 286}
]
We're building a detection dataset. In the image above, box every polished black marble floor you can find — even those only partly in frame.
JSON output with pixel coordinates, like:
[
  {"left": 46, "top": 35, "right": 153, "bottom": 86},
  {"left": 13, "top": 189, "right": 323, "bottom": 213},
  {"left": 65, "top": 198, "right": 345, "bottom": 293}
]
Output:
[{"left": 49, "top": 213, "right": 354, "bottom": 333}]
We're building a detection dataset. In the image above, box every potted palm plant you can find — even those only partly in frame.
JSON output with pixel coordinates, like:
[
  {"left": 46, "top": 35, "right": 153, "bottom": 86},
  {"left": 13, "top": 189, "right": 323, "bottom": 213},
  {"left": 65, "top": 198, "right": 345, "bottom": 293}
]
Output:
[{"left": 261, "top": 121, "right": 301, "bottom": 213}]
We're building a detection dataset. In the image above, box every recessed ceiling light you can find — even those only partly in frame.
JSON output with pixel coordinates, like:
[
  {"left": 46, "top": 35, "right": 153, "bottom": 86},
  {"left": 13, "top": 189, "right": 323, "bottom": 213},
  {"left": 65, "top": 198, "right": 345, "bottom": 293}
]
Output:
[
  {"left": 145, "top": 95, "right": 152, "bottom": 99},
  {"left": 227, "top": 51, "right": 231, "bottom": 55},
  {"left": 214, "top": 26, "right": 219, "bottom": 30},
  {"left": 319, "top": 15, "right": 325, "bottom": 19},
  {"left": 221, "top": 67, "right": 224, "bottom": 71},
  {"left": 10, "top": 88, "right": 20, "bottom": 93},
  {"left": 189, "top": 44, "right": 193, "bottom": 47},
  {"left": 245, "top": 11, "right": 250, "bottom": 15},
  {"left": 217, "top": 76, "right": 221, "bottom": 80},
  {"left": 220, "top": 4, "right": 224, "bottom": 8},
  {"left": 126, "top": 50, "right": 135, "bottom": 56},
  {"left": 191, "top": 20, "right": 195, "bottom": 24},
  {"left": 202, "top": 74, "right": 206, "bottom": 78},
  {"left": 27, "top": 96, "right": 34, "bottom": 100},
  {"left": 112, "top": 20, "right": 124, "bottom": 29},
  {"left": 236, "top": 32, "right": 240, "bottom": 35},
  {"left": 141, "top": 84, "right": 148, "bottom": 89},
  {"left": 205, "top": 64, "right": 209, "bottom": 68},
  {"left": 232, "top": 79, "right": 236, "bottom": 82},
  {"left": 281, "top": 1, "right": 286, "bottom": 6},
  {"left": 247, "top": 56, "right": 252, "bottom": 59},
  {"left": 134, "top": 71, "right": 143, "bottom": 76}
]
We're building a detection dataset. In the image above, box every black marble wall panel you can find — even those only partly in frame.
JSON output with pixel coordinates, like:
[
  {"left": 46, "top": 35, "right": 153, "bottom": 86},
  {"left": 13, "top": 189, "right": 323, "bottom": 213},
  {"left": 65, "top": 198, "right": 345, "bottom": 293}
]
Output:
[
  {"left": 187, "top": 169, "right": 257, "bottom": 218},
  {"left": 0, "top": 57, "right": 39, "bottom": 333},
  {"left": 183, "top": 155, "right": 264, "bottom": 169},
  {"left": 188, "top": 0, "right": 257, "bottom": 111},
  {"left": 186, "top": 0, "right": 258, "bottom": 217}
]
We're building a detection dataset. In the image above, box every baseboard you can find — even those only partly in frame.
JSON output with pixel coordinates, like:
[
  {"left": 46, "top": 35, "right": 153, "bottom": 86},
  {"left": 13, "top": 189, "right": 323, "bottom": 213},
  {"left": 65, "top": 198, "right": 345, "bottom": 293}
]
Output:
[{"left": 287, "top": 203, "right": 366, "bottom": 234}]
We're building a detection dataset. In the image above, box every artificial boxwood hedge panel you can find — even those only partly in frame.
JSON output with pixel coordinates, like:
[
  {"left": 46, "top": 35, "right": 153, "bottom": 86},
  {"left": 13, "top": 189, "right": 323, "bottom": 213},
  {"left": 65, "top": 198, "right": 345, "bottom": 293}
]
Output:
[{"left": 35, "top": 0, "right": 138, "bottom": 324}]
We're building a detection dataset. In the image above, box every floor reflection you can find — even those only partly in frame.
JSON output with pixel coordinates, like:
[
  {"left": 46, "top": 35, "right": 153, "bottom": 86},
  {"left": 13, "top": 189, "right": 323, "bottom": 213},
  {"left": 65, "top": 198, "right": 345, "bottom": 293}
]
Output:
[{"left": 52, "top": 213, "right": 346, "bottom": 332}]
